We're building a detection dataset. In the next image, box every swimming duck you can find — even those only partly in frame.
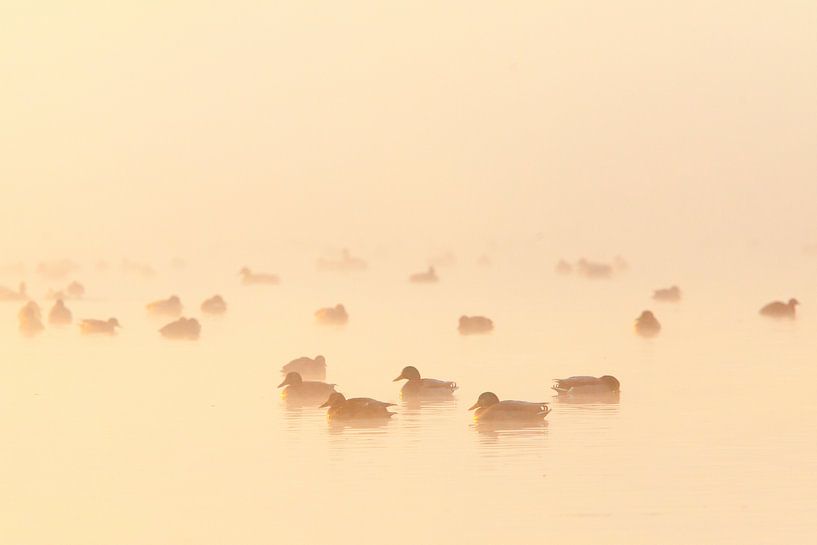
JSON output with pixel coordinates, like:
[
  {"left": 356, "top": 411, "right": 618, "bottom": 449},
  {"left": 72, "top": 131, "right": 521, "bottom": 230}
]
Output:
[
  {"left": 79, "top": 317, "right": 121, "bottom": 335},
  {"left": 278, "top": 372, "right": 336, "bottom": 400},
  {"left": 759, "top": 298, "right": 799, "bottom": 319},
  {"left": 555, "top": 260, "right": 573, "bottom": 275},
  {"left": 392, "top": 365, "right": 457, "bottom": 397},
  {"left": 159, "top": 317, "right": 201, "bottom": 340},
  {"left": 0, "top": 282, "right": 27, "bottom": 301},
  {"left": 48, "top": 299, "right": 72, "bottom": 325},
  {"left": 653, "top": 285, "right": 681, "bottom": 302},
  {"left": 281, "top": 355, "right": 327, "bottom": 380},
  {"left": 458, "top": 315, "right": 493, "bottom": 335},
  {"left": 18, "top": 301, "right": 44, "bottom": 336},
  {"left": 468, "top": 392, "right": 550, "bottom": 421},
  {"left": 635, "top": 310, "right": 661, "bottom": 337},
  {"left": 409, "top": 266, "right": 438, "bottom": 284},
  {"left": 200, "top": 295, "right": 227, "bottom": 315},
  {"left": 576, "top": 259, "right": 613, "bottom": 279},
  {"left": 315, "top": 304, "right": 348, "bottom": 325},
  {"left": 239, "top": 267, "right": 280, "bottom": 285},
  {"left": 552, "top": 375, "right": 620, "bottom": 395},
  {"left": 66, "top": 281, "right": 85, "bottom": 298},
  {"left": 146, "top": 295, "right": 182, "bottom": 317},
  {"left": 319, "top": 392, "right": 395, "bottom": 419},
  {"left": 316, "top": 249, "right": 368, "bottom": 272}
]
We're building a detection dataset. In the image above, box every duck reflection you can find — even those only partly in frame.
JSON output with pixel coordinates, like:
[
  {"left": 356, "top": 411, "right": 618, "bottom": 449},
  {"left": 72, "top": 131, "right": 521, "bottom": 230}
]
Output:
[{"left": 473, "top": 419, "right": 549, "bottom": 442}]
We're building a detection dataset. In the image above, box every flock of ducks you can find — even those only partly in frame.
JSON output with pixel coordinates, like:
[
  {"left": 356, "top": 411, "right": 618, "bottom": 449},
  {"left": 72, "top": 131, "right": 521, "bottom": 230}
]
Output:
[{"left": 1, "top": 255, "right": 806, "bottom": 424}]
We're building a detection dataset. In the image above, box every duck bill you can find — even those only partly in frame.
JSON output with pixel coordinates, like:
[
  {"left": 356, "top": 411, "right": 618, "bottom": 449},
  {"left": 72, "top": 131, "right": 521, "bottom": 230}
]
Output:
[
  {"left": 276, "top": 379, "right": 288, "bottom": 388},
  {"left": 392, "top": 375, "right": 404, "bottom": 382},
  {"left": 468, "top": 402, "right": 480, "bottom": 410},
  {"left": 318, "top": 399, "right": 331, "bottom": 408}
]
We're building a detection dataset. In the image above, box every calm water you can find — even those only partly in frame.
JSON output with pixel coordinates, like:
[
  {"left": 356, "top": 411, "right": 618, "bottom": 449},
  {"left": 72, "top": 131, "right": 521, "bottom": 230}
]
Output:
[{"left": 2, "top": 251, "right": 816, "bottom": 544}]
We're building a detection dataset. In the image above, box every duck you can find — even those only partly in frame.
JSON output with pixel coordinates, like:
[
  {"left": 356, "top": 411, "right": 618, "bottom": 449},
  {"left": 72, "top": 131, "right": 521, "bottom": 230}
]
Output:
[
  {"left": 239, "top": 267, "right": 280, "bottom": 285},
  {"left": 18, "top": 301, "right": 44, "bottom": 337},
  {"left": 66, "top": 281, "right": 85, "bottom": 298},
  {"left": 759, "top": 298, "right": 799, "bottom": 319},
  {"left": 552, "top": 375, "right": 620, "bottom": 395},
  {"left": 392, "top": 365, "right": 457, "bottom": 397},
  {"left": 409, "top": 266, "right": 438, "bottom": 284},
  {"left": 79, "top": 317, "right": 121, "bottom": 335},
  {"left": 576, "top": 259, "right": 613, "bottom": 279},
  {"left": 468, "top": 392, "right": 550, "bottom": 421},
  {"left": 555, "top": 260, "right": 573, "bottom": 275},
  {"left": 635, "top": 310, "right": 661, "bottom": 337},
  {"left": 319, "top": 392, "right": 395, "bottom": 419},
  {"left": 146, "top": 295, "right": 182, "bottom": 317},
  {"left": 48, "top": 299, "right": 72, "bottom": 325},
  {"left": 315, "top": 304, "right": 348, "bottom": 325},
  {"left": 653, "top": 285, "right": 681, "bottom": 302},
  {"left": 200, "top": 295, "right": 227, "bottom": 315},
  {"left": 458, "top": 315, "right": 493, "bottom": 335},
  {"left": 316, "top": 249, "right": 368, "bottom": 272},
  {"left": 281, "top": 355, "right": 326, "bottom": 380},
  {"left": 159, "top": 317, "right": 201, "bottom": 340},
  {"left": 0, "top": 282, "right": 27, "bottom": 301},
  {"left": 277, "top": 372, "right": 336, "bottom": 400}
]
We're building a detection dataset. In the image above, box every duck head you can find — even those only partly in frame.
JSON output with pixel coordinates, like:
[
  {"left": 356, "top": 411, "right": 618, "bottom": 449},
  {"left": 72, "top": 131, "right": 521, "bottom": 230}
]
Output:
[
  {"left": 169, "top": 295, "right": 180, "bottom": 304},
  {"left": 469, "top": 392, "right": 500, "bottom": 411},
  {"left": 393, "top": 365, "right": 421, "bottom": 382},
  {"left": 319, "top": 392, "right": 347, "bottom": 408},
  {"left": 278, "top": 372, "right": 303, "bottom": 388},
  {"left": 600, "top": 375, "right": 621, "bottom": 391},
  {"left": 239, "top": 267, "right": 250, "bottom": 276},
  {"left": 638, "top": 310, "right": 655, "bottom": 320},
  {"left": 315, "top": 355, "right": 326, "bottom": 364},
  {"left": 107, "top": 318, "right": 121, "bottom": 328},
  {"left": 788, "top": 298, "right": 800, "bottom": 307}
]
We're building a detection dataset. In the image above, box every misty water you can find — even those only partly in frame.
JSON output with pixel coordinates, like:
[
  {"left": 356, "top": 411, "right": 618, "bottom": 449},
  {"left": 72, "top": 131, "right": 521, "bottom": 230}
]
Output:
[{"left": 2, "top": 247, "right": 815, "bottom": 544}]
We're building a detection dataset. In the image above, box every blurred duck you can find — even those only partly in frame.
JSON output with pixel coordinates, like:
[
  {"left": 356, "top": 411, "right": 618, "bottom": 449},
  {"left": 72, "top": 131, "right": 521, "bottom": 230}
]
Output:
[
  {"left": 159, "top": 317, "right": 201, "bottom": 340},
  {"left": 476, "top": 254, "right": 492, "bottom": 267},
  {"left": 201, "top": 295, "right": 227, "bottom": 315},
  {"left": 239, "top": 267, "right": 280, "bottom": 285},
  {"left": 0, "top": 282, "right": 27, "bottom": 301},
  {"left": 66, "top": 281, "right": 85, "bottom": 298},
  {"left": 759, "top": 298, "right": 799, "bottom": 319},
  {"left": 635, "top": 310, "right": 661, "bottom": 337},
  {"left": 409, "top": 266, "right": 438, "bottom": 284},
  {"left": 458, "top": 315, "right": 493, "bottom": 335},
  {"left": 316, "top": 249, "right": 368, "bottom": 272},
  {"left": 576, "top": 259, "right": 613, "bottom": 279},
  {"left": 18, "top": 301, "right": 44, "bottom": 337},
  {"left": 393, "top": 365, "right": 457, "bottom": 397},
  {"left": 278, "top": 372, "right": 336, "bottom": 400},
  {"left": 281, "top": 355, "right": 326, "bottom": 380},
  {"left": 48, "top": 299, "right": 72, "bottom": 326},
  {"left": 315, "top": 304, "right": 348, "bottom": 325},
  {"left": 552, "top": 375, "right": 620, "bottom": 395},
  {"left": 146, "top": 295, "right": 182, "bottom": 317},
  {"left": 319, "top": 392, "right": 395, "bottom": 419},
  {"left": 653, "top": 285, "right": 681, "bottom": 302},
  {"left": 468, "top": 392, "right": 550, "bottom": 421},
  {"left": 555, "top": 259, "right": 573, "bottom": 275},
  {"left": 79, "top": 317, "right": 121, "bottom": 335}
]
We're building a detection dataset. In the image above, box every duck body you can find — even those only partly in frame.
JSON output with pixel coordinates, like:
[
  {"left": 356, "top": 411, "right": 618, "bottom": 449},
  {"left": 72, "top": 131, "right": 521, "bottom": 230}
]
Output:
[
  {"left": 201, "top": 295, "right": 227, "bottom": 315},
  {"left": 576, "top": 259, "right": 613, "bottom": 279},
  {"left": 240, "top": 267, "right": 280, "bottom": 285},
  {"left": 393, "top": 366, "right": 457, "bottom": 398},
  {"left": 315, "top": 304, "right": 348, "bottom": 325},
  {"left": 552, "top": 375, "right": 620, "bottom": 395},
  {"left": 759, "top": 298, "right": 799, "bottom": 319},
  {"left": 278, "top": 372, "right": 336, "bottom": 401},
  {"left": 320, "top": 393, "right": 395, "bottom": 419},
  {"left": 653, "top": 286, "right": 681, "bottom": 302},
  {"left": 18, "top": 301, "right": 44, "bottom": 336},
  {"left": 458, "top": 315, "right": 493, "bottom": 335},
  {"left": 159, "top": 317, "right": 201, "bottom": 340},
  {"left": 48, "top": 299, "right": 73, "bottom": 325},
  {"left": 316, "top": 249, "right": 367, "bottom": 272},
  {"left": 469, "top": 392, "right": 549, "bottom": 421},
  {"left": 0, "top": 282, "right": 27, "bottom": 302},
  {"left": 146, "top": 295, "right": 182, "bottom": 317},
  {"left": 281, "top": 355, "right": 326, "bottom": 380},
  {"left": 635, "top": 310, "right": 661, "bottom": 337},
  {"left": 409, "top": 267, "right": 438, "bottom": 284},
  {"left": 80, "top": 318, "right": 121, "bottom": 335}
]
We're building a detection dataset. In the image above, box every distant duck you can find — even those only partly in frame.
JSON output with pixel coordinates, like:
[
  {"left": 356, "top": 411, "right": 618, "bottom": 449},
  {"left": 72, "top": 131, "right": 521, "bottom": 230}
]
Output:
[
  {"left": 146, "top": 295, "right": 182, "bottom": 317},
  {"left": 409, "top": 266, "right": 438, "bottom": 284},
  {"left": 555, "top": 260, "right": 573, "bottom": 275},
  {"left": 18, "top": 301, "right": 44, "bottom": 337},
  {"left": 66, "top": 281, "right": 85, "bottom": 298},
  {"left": 36, "top": 259, "right": 77, "bottom": 280},
  {"left": 576, "top": 259, "right": 613, "bottom": 279},
  {"left": 121, "top": 259, "right": 156, "bottom": 278},
  {"left": 316, "top": 249, "right": 368, "bottom": 272},
  {"left": 468, "top": 392, "right": 550, "bottom": 421},
  {"left": 79, "top": 317, "right": 121, "bottom": 335},
  {"left": 552, "top": 375, "right": 620, "bottom": 395},
  {"left": 653, "top": 285, "right": 681, "bottom": 302},
  {"left": 239, "top": 267, "right": 280, "bottom": 285},
  {"left": 635, "top": 310, "right": 661, "bottom": 337},
  {"left": 319, "top": 392, "right": 395, "bottom": 419},
  {"left": 392, "top": 365, "right": 457, "bottom": 397},
  {"left": 281, "top": 355, "right": 326, "bottom": 380},
  {"left": 476, "top": 254, "right": 492, "bottom": 267},
  {"left": 278, "top": 372, "right": 336, "bottom": 400},
  {"left": 159, "top": 317, "right": 201, "bottom": 340},
  {"left": 759, "top": 298, "right": 799, "bottom": 319},
  {"left": 200, "top": 295, "right": 227, "bottom": 315},
  {"left": 0, "top": 282, "right": 27, "bottom": 301},
  {"left": 458, "top": 315, "right": 493, "bottom": 335},
  {"left": 48, "top": 299, "right": 72, "bottom": 326},
  {"left": 428, "top": 251, "right": 457, "bottom": 268},
  {"left": 315, "top": 304, "right": 348, "bottom": 325}
]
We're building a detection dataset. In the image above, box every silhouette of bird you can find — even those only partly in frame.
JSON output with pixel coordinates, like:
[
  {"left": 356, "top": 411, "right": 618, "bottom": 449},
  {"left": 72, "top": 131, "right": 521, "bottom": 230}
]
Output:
[
  {"left": 319, "top": 392, "right": 395, "bottom": 419},
  {"left": 0, "top": 282, "right": 27, "bottom": 302},
  {"left": 200, "top": 295, "right": 227, "bottom": 315},
  {"left": 635, "top": 310, "right": 661, "bottom": 337},
  {"left": 392, "top": 366, "right": 457, "bottom": 397},
  {"left": 552, "top": 375, "right": 620, "bottom": 395},
  {"left": 458, "top": 315, "right": 493, "bottom": 335},
  {"left": 239, "top": 267, "right": 279, "bottom": 285},
  {"left": 159, "top": 317, "right": 200, "bottom": 340},
  {"left": 281, "top": 355, "right": 327, "bottom": 380},
  {"left": 315, "top": 304, "right": 348, "bottom": 325},
  {"left": 653, "top": 286, "right": 681, "bottom": 302},
  {"left": 468, "top": 392, "right": 549, "bottom": 421},
  {"left": 759, "top": 298, "right": 799, "bottom": 319},
  {"left": 278, "top": 372, "right": 336, "bottom": 400},
  {"left": 146, "top": 295, "right": 182, "bottom": 317},
  {"left": 79, "top": 318, "right": 120, "bottom": 335},
  {"left": 409, "top": 267, "right": 438, "bottom": 284},
  {"left": 18, "top": 301, "right": 44, "bottom": 336},
  {"left": 48, "top": 299, "right": 72, "bottom": 326}
]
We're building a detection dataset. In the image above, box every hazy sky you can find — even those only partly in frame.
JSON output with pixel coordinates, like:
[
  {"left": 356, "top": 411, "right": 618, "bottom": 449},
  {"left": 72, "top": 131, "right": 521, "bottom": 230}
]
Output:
[{"left": 2, "top": 1, "right": 816, "bottom": 261}]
